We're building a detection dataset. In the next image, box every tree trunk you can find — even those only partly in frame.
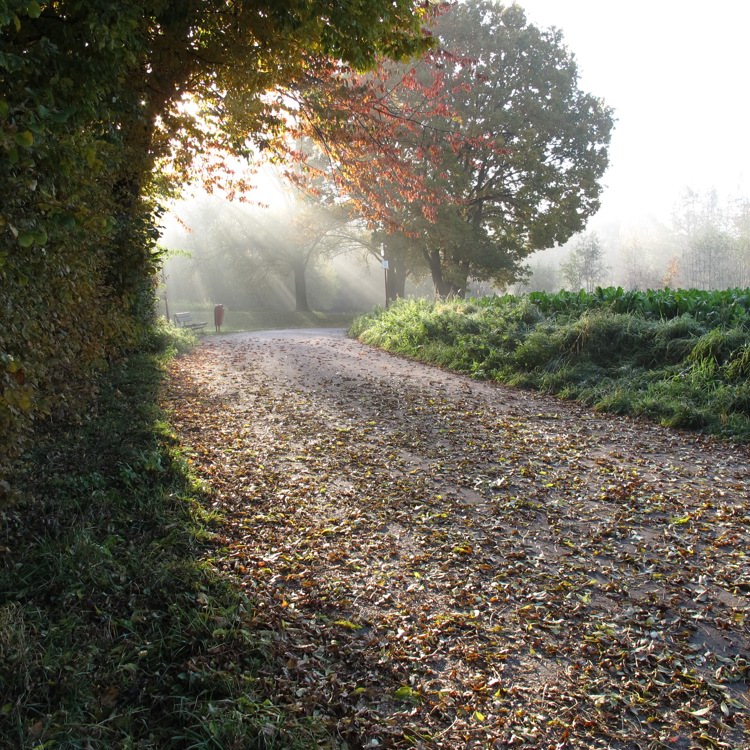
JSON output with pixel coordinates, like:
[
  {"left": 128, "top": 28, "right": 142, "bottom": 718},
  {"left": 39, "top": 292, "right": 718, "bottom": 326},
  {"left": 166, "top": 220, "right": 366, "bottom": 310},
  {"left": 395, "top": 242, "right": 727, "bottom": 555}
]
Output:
[
  {"left": 384, "top": 252, "right": 407, "bottom": 303},
  {"left": 383, "top": 242, "right": 406, "bottom": 306},
  {"left": 427, "top": 249, "right": 467, "bottom": 298},
  {"left": 427, "top": 249, "right": 447, "bottom": 298},
  {"left": 293, "top": 262, "right": 310, "bottom": 312},
  {"left": 454, "top": 259, "right": 470, "bottom": 298},
  {"left": 393, "top": 255, "right": 407, "bottom": 299}
]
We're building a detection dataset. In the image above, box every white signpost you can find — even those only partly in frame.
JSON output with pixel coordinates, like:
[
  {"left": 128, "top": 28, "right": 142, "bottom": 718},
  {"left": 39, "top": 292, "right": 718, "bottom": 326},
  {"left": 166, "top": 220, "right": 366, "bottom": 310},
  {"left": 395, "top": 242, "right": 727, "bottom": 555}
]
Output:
[{"left": 381, "top": 246, "right": 389, "bottom": 308}]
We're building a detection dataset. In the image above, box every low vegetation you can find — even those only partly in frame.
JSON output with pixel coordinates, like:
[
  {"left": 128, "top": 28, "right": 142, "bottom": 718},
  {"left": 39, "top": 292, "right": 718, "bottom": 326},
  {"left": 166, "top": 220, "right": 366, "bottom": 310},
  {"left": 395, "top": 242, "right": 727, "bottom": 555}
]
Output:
[
  {"left": 351, "top": 287, "right": 750, "bottom": 441},
  {"left": 0, "top": 324, "right": 317, "bottom": 750}
]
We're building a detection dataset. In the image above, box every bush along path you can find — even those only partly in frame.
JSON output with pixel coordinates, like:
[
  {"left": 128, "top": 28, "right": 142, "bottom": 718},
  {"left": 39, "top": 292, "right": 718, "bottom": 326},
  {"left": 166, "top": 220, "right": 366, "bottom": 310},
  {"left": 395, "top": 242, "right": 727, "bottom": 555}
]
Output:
[
  {"left": 349, "top": 293, "right": 750, "bottom": 442},
  {"left": 165, "top": 330, "right": 750, "bottom": 750}
]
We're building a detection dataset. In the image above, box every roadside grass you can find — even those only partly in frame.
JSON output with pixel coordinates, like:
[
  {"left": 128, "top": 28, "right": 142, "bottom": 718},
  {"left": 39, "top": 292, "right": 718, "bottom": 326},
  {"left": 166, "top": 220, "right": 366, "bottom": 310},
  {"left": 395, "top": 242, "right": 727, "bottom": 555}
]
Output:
[
  {"left": 0, "top": 324, "right": 320, "bottom": 749},
  {"left": 350, "top": 296, "right": 750, "bottom": 442},
  {"left": 165, "top": 307, "right": 357, "bottom": 335}
]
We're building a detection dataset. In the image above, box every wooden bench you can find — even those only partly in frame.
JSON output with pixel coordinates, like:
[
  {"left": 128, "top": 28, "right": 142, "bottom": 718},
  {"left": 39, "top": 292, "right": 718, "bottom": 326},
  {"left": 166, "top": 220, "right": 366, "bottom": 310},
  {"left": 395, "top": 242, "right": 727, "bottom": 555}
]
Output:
[{"left": 173, "top": 312, "right": 207, "bottom": 333}]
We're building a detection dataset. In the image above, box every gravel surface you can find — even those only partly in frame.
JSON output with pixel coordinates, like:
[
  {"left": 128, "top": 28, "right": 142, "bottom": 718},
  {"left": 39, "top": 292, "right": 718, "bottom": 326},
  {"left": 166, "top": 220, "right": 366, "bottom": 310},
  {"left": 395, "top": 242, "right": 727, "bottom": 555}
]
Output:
[{"left": 166, "top": 328, "right": 750, "bottom": 749}]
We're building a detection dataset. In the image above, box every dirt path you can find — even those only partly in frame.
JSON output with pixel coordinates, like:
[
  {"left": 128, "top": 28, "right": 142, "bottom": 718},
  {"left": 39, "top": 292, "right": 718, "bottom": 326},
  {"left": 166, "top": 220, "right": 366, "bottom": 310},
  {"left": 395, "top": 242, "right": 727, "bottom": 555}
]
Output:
[{"left": 165, "top": 329, "right": 749, "bottom": 749}]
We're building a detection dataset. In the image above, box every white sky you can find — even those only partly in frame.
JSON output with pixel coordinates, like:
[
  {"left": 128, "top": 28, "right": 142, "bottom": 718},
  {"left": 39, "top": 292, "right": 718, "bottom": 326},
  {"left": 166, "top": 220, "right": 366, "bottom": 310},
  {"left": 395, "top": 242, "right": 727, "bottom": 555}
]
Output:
[{"left": 517, "top": 0, "right": 750, "bottom": 226}]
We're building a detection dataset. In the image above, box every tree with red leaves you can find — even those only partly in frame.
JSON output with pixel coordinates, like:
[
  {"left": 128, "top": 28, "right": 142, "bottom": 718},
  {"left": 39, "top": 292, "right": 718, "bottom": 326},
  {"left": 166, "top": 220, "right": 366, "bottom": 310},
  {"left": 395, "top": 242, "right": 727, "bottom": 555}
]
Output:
[{"left": 294, "top": 0, "right": 614, "bottom": 298}]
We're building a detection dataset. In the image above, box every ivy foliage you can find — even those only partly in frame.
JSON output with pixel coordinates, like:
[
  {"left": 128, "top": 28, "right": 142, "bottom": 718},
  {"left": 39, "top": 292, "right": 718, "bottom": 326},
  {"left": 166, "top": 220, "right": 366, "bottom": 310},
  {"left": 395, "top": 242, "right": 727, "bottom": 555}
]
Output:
[{"left": 1, "top": 1, "right": 150, "bottom": 478}]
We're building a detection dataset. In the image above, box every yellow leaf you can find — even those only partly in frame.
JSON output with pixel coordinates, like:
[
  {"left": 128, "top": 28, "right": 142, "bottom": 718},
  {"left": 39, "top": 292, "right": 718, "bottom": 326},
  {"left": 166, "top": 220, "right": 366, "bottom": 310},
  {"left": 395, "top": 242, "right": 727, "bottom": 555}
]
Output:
[
  {"left": 14, "top": 130, "right": 33, "bottom": 148},
  {"left": 332, "top": 619, "right": 361, "bottom": 630},
  {"left": 393, "top": 685, "right": 421, "bottom": 703}
]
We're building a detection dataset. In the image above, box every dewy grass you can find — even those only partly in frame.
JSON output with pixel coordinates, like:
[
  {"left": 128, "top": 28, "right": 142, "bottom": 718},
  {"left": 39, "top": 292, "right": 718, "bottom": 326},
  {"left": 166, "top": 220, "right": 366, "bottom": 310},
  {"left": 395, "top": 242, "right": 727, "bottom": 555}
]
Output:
[
  {"left": 350, "top": 294, "right": 750, "bottom": 441},
  {"left": 0, "top": 327, "right": 320, "bottom": 749}
]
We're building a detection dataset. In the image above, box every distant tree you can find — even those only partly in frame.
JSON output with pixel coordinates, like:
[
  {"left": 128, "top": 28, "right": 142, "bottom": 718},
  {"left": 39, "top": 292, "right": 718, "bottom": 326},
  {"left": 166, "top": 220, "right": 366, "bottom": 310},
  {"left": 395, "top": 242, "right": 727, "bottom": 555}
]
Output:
[
  {"left": 728, "top": 197, "right": 750, "bottom": 288},
  {"left": 620, "top": 238, "right": 662, "bottom": 290},
  {"left": 221, "top": 197, "right": 352, "bottom": 312},
  {"left": 673, "top": 188, "right": 734, "bottom": 289},
  {"left": 561, "top": 233, "right": 608, "bottom": 292},
  {"left": 163, "top": 187, "right": 355, "bottom": 312},
  {"left": 517, "top": 263, "right": 561, "bottom": 293},
  {"left": 270, "top": 202, "right": 352, "bottom": 312},
  {"left": 684, "top": 227, "right": 734, "bottom": 289}
]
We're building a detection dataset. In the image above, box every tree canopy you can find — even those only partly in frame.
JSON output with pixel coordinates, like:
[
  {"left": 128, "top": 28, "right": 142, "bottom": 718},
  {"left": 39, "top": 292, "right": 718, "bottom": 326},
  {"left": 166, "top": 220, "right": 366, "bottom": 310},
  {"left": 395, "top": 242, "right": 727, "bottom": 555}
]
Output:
[{"left": 297, "top": 1, "right": 614, "bottom": 297}]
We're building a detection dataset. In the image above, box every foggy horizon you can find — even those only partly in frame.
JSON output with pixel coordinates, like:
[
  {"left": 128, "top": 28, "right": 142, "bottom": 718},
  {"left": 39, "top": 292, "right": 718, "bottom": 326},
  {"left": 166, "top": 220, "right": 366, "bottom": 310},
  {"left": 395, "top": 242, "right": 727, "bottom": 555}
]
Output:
[{"left": 160, "top": 0, "right": 750, "bottom": 306}]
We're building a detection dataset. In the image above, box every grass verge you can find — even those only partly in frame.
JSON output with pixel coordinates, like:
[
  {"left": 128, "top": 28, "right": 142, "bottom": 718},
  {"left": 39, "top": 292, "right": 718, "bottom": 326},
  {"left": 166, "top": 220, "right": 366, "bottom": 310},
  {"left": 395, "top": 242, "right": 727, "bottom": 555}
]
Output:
[
  {"left": 350, "top": 296, "right": 750, "bottom": 442},
  {"left": 0, "top": 324, "right": 319, "bottom": 749}
]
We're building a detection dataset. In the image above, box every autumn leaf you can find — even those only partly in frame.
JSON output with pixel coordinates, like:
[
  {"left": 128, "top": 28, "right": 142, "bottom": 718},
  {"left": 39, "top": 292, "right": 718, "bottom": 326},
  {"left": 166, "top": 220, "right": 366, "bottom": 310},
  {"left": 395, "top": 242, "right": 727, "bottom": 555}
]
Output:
[{"left": 393, "top": 686, "right": 421, "bottom": 704}]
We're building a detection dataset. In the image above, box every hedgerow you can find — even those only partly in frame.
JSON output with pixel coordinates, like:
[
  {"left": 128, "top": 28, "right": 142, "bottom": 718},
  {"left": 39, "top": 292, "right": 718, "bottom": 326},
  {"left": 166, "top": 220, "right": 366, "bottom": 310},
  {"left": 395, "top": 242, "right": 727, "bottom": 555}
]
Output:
[{"left": 1, "top": 4, "right": 160, "bottom": 483}]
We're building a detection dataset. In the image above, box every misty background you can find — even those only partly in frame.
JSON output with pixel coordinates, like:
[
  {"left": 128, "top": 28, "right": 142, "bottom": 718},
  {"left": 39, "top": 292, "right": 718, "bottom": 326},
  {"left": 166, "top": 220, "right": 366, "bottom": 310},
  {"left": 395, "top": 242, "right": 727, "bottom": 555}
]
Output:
[{"left": 159, "top": 1, "right": 750, "bottom": 316}]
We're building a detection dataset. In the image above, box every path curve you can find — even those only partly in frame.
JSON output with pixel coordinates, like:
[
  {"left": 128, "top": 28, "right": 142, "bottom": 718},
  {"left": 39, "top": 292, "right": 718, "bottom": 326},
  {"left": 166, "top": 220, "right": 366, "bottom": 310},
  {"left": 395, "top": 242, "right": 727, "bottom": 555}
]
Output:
[{"left": 166, "top": 329, "right": 750, "bottom": 749}]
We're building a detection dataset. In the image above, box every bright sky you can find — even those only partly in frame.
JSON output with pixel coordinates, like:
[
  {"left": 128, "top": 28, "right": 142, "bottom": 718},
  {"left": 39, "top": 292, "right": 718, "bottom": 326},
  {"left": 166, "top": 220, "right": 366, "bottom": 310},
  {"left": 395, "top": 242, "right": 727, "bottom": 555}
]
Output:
[{"left": 517, "top": 0, "right": 750, "bottom": 226}]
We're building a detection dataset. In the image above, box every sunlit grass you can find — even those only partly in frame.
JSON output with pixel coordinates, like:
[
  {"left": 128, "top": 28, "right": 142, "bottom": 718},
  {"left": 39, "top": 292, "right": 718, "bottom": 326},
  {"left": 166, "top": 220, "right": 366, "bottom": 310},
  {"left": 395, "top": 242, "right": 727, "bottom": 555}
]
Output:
[{"left": 351, "top": 295, "right": 750, "bottom": 441}]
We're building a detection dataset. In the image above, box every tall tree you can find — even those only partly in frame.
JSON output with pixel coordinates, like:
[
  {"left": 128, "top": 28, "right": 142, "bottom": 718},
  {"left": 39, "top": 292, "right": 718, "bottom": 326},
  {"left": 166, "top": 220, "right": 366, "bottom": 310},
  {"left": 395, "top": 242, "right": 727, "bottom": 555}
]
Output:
[
  {"left": 297, "top": 1, "right": 613, "bottom": 297},
  {"left": 0, "top": 0, "right": 433, "bottom": 475}
]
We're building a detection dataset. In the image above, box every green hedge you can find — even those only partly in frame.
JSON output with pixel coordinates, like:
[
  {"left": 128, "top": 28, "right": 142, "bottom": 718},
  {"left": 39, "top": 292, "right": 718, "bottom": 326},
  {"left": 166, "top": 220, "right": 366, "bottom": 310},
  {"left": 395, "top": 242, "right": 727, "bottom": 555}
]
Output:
[{"left": 1, "top": 3, "right": 158, "bottom": 484}]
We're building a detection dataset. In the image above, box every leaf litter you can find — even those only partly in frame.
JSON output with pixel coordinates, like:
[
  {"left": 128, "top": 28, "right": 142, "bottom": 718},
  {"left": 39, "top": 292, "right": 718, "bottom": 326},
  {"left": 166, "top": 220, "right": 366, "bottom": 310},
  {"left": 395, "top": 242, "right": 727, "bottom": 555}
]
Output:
[{"left": 165, "top": 329, "right": 749, "bottom": 749}]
